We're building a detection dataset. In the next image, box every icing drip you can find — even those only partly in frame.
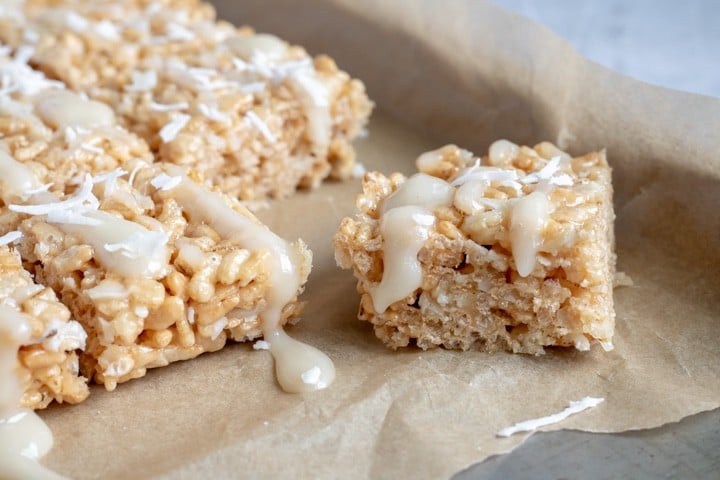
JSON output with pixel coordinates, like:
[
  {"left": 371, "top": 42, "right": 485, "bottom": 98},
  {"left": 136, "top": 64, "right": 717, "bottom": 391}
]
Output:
[
  {"left": 370, "top": 173, "right": 452, "bottom": 312},
  {"left": 510, "top": 191, "right": 550, "bottom": 277},
  {"left": 161, "top": 174, "right": 335, "bottom": 393},
  {"left": 370, "top": 206, "right": 435, "bottom": 313},
  {"left": 58, "top": 210, "right": 169, "bottom": 279},
  {"left": 0, "top": 305, "right": 67, "bottom": 479}
]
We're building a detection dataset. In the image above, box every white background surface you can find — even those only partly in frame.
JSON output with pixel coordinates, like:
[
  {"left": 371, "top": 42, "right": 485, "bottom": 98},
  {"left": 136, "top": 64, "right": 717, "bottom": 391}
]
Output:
[{"left": 491, "top": 0, "right": 720, "bottom": 98}]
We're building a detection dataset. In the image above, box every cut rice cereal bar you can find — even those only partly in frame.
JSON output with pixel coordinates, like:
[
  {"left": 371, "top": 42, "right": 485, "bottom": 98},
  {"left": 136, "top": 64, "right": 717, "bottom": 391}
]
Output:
[
  {"left": 9, "top": 159, "right": 312, "bottom": 391},
  {"left": 334, "top": 141, "right": 615, "bottom": 354},
  {"left": 0, "top": 46, "right": 314, "bottom": 391},
  {"left": 0, "top": 237, "right": 89, "bottom": 409},
  {"left": 0, "top": 0, "right": 373, "bottom": 202}
]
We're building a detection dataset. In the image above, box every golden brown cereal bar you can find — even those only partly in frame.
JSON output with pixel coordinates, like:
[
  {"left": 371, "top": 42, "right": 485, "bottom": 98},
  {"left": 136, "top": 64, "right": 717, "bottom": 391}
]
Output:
[
  {"left": 0, "top": 241, "right": 89, "bottom": 409},
  {"left": 0, "top": 0, "right": 373, "bottom": 202},
  {"left": 0, "top": 45, "right": 320, "bottom": 392},
  {"left": 334, "top": 142, "right": 615, "bottom": 354},
  {"left": 10, "top": 161, "right": 311, "bottom": 390}
]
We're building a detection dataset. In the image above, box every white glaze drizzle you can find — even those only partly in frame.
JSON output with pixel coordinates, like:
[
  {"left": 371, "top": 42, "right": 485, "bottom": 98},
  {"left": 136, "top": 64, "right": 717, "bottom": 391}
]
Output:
[
  {"left": 288, "top": 67, "right": 331, "bottom": 156},
  {"left": 373, "top": 145, "right": 579, "bottom": 310},
  {"left": 62, "top": 210, "right": 169, "bottom": 279},
  {"left": 0, "top": 149, "right": 42, "bottom": 202},
  {"left": 160, "top": 173, "right": 334, "bottom": 392},
  {"left": 370, "top": 206, "right": 435, "bottom": 313},
  {"left": 5, "top": 156, "right": 169, "bottom": 279},
  {"left": 34, "top": 90, "right": 115, "bottom": 129},
  {"left": 509, "top": 190, "right": 551, "bottom": 277},
  {"left": 0, "top": 305, "right": 67, "bottom": 479},
  {"left": 370, "top": 173, "right": 454, "bottom": 312},
  {"left": 381, "top": 173, "right": 454, "bottom": 213}
]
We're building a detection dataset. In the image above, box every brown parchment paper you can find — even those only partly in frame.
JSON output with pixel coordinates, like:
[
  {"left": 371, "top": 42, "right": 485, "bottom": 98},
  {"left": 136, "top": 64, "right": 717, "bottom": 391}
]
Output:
[{"left": 39, "top": 1, "right": 719, "bottom": 479}]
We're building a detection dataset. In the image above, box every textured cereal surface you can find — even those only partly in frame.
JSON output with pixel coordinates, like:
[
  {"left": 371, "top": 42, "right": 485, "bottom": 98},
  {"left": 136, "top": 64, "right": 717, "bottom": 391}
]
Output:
[
  {"left": 334, "top": 143, "right": 616, "bottom": 354},
  {"left": 0, "top": 0, "right": 373, "bottom": 202},
  {"left": 15, "top": 162, "right": 312, "bottom": 391}
]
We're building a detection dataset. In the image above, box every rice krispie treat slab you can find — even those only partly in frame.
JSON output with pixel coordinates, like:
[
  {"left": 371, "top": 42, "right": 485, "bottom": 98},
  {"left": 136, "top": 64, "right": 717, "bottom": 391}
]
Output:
[
  {"left": 0, "top": 236, "right": 89, "bottom": 410},
  {"left": 0, "top": 0, "right": 373, "bottom": 202},
  {"left": 334, "top": 141, "right": 615, "bottom": 354},
  {"left": 5, "top": 156, "right": 330, "bottom": 391},
  {"left": 0, "top": 42, "right": 332, "bottom": 393}
]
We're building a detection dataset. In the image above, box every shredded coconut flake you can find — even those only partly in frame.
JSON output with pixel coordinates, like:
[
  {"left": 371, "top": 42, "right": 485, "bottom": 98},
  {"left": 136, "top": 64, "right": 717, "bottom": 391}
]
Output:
[
  {"left": 164, "top": 62, "right": 236, "bottom": 92},
  {"left": 0, "top": 46, "right": 64, "bottom": 96},
  {"left": 245, "top": 111, "right": 276, "bottom": 143},
  {"left": 290, "top": 67, "right": 330, "bottom": 106},
  {"left": 104, "top": 357, "right": 133, "bottom": 377},
  {"left": 0, "top": 230, "right": 21, "bottom": 246},
  {"left": 21, "top": 182, "right": 52, "bottom": 198},
  {"left": 239, "top": 81, "right": 266, "bottom": 94},
  {"left": 301, "top": 366, "right": 322, "bottom": 385},
  {"left": 549, "top": 173, "right": 574, "bottom": 186},
  {"left": 13, "top": 45, "right": 34, "bottom": 65},
  {"left": 81, "top": 143, "right": 104, "bottom": 155},
  {"left": 9, "top": 174, "right": 97, "bottom": 215},
  {"left": 149, "top": 101, "right": 188, "bottom": 112},
  {"left": 451, "top": 164, "right": 519, "bottom": 187},
  {"left": 91, "top": 168, "right": 127, "bottom": 195},
  {"left": 65, "top": 11, "right": 89, "bottom": 31},
  {"left": 150, "top": 173, "right": 182, "bottom": 191},
  {"left": 521, "top": 156, "right": 573, "bottom": 187},
  {"left": 165, "top": 22, "right": 195, "bottom": 41},
  {"left": 198, "top": 103, "right": 231, "bottom": 124},
  {"left": 64, "top": 126, "right": 78, "bottom": 142},
  {"left": 128, "top": 162, "right": 148, "bottom": 187},
  {"left": 208, "top": 316, "right": 228, "bottom": 340},
  {"left": 41, "top": 319, "right": 87, "bottom": 352},
  {"left": 126, "top": 70, "right": 157, "bottom": 92},
  {"left": 94, "top": 20, "right": 120, "bottom": 40},
  {"left": 104, "top": 230, "right": 169, "bottom": 259},
  {"left": 496, "top": 397, "right": 604, "bottom": 437},
  {"left": 253, "top": 340, "right": 270, "bottom": 351},
  {"left": 159, "top": 114, "right": 190, "bottom": 142}
]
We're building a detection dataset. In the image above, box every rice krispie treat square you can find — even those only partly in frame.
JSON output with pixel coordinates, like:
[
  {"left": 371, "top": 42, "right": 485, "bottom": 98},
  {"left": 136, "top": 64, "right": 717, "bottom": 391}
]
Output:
[
  {"left": 10, "top": 162, "right": 312, "bottom": 390},
  {"left": 0, "top": 239, "right": 89, "bottom": 409},
  {"left": 0, "top": 0, "right": 373, "bottom": 202},
  {"left": 334, "top": 141, "right": 615, "bottom": 354}
]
